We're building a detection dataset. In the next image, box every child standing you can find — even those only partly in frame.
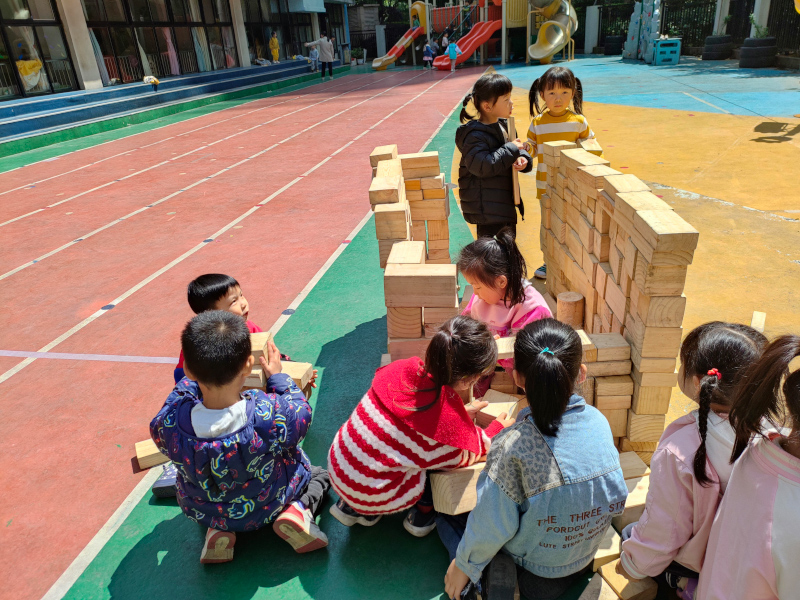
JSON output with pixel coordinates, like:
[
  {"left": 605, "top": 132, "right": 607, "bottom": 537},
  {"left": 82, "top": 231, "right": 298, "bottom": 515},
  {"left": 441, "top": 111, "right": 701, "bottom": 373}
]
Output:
[
  {"left": 308, "top": 45, "right": 319, "bottom": 72},
  {"left": 423, "top": 39, "right": 434, "bottom": 70},
  {"left": 151, "top": 311, "right": 330, "bottom": 563},
  {"left": 327, "top": 316, "right": 514, "bottom": 537},
  {"left": 447, "top": 40, "right": 462, "bottom": 71},
  {"left": 617, "top": 322, "right": 767, "bottom": 599},
  {"left": 697, "top": 335, "right": 800, "bottom": 600},
  {"left": 269, "top": 31, "right": 280, "bottom": 63},
  {"left": 441, "top": 319, "right": 627, "bottom": 600},
  {"left": 526, "top": 66, "right": 596, "bottom": 279},
  {"left": 456, "top": 74, "right": 533, "bottom": 239}
]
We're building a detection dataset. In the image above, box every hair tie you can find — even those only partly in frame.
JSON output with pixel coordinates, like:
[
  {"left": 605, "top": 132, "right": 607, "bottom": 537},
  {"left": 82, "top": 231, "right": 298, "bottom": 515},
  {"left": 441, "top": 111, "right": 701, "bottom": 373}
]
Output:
[
  {"left": 707, "top": 368, "right": 722, "bottom": 381},
  {"left": 540, "top": 347, "right": 554, "bottom": 356}
]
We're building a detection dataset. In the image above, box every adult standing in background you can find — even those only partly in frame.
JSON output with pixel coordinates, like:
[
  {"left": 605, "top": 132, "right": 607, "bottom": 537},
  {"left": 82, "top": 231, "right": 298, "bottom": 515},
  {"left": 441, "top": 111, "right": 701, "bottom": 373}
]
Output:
[{"left": 306, "top": 32, "right": 335, "bottom": 81}]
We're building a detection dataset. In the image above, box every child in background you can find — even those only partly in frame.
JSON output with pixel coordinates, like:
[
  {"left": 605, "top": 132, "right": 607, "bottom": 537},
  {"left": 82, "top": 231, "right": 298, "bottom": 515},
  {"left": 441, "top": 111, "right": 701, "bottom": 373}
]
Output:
[
  {"left": 423, "top": 40, "right": 434, "bottom": 70},
  {"left": 447, "top": 40, "right": 462, "bottom": 71},
  {"left": 327, "top": 316, "right": 514, "bottom": 538},
  {"left": 441, "top": 319, "right": 627, "bottom": 600},
  {"left": 151, "top": 311, "right": 330, "bottom": 563},
  {"left": 458, "top": 227, "right": 552, "bottom": 396},
  {"left": 526, "top": 66, "right": 597, "bottom": 279},
  {"left": 456, "top": 74, "right": 533, "bottom": 238},
  {"left": 697, "top": 335, "right": 800, "bottom": 600},
  {"left": 269, "top": 31, "right": 280, "bottom": 63},
  {"left": 617, "top": 322, "right": 767, "bottom": 599},
  {"left": 308, "top": 45, "right": 319, "bottom": 72}
]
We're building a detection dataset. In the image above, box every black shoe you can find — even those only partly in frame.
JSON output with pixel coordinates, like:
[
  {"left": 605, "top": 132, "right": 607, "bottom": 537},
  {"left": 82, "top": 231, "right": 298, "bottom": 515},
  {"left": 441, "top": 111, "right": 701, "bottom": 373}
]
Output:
[
  {"left": 483, "top": 553, "right": 517, "bottom": 600},
  {"left": 329, "top": 498, "right": 381, "bottom": 527},
  {"left": 151, "top": 463, "right": 178, "bottom": 498},
  {"left": 403, "top": 506, "right": 437, "bottom": 537}
]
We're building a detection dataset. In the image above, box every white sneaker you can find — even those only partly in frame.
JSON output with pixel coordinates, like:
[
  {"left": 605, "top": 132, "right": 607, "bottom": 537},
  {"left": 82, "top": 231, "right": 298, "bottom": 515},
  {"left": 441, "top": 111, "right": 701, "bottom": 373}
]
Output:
[{"left": 273, "top": 501, "right": 329, "bottom": 553}]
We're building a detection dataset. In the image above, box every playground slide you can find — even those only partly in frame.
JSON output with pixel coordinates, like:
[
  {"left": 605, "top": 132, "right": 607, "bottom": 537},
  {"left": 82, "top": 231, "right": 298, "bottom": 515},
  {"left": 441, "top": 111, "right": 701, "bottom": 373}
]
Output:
[
  {"left": 432, "top": 20, "right": 503, "bottom": 70},
  {"left": 373, "top": 0, "right": 427, "bottom": 70},
  {"left": 528, "top": 0, "right": 578, "bottom": 64}
]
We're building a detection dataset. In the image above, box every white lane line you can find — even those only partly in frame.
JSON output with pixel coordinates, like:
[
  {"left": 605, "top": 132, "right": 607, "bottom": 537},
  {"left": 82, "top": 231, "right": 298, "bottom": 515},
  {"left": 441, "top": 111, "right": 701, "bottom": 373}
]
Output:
[
  {"left": 0, "top": 74, "right": 398, "bottom": 227},
  {"left": 0, "top": 72, "right": 450, "bottom": 387},
  {"left": 0, "top": 350, "right": 175, "bottom": 363},
  {"left": 33, "top": 72, "right": 463, "bottom": 600},
  {"left": 681, "top": 92, "right": 731, "bottom": 114},
  {"left": 0, "top": 73, "right": 425, "bottom": 281}
]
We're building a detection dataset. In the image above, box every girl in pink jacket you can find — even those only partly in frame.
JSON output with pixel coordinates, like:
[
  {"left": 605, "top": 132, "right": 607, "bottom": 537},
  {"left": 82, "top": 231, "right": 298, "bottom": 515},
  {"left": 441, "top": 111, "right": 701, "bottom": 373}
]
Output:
[
  {"left": 617, "top": 322, "right": 767, "bottom": 598},
  {"left": 698, "top": 335, "right": 800, "bottom": 600},
  {"left": 457, "top": 227, "right": 552, "bottom": 397}
]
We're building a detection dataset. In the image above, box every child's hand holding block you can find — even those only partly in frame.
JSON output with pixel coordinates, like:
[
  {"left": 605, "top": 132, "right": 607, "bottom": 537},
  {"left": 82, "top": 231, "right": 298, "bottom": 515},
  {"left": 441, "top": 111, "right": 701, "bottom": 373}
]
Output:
[
  {"left": 598, "top": 559, "right": 657, "bottom": 600},
  {"left": 282, "top": 361, "right": 315, "bottom": 390},
  {"left": 430, "top": 463, "right": 484, "bottom": 515},
  {"left": 250, "top": 332, "right": 273, "bottom": 362},
  {"left": 475, "top": 390, "right": 523, "bottom": 428}
]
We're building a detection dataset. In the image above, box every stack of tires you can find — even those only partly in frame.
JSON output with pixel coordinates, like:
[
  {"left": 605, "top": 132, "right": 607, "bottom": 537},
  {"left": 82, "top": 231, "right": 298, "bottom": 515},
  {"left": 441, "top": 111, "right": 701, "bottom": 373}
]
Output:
[
  {"left": 739, "top": 37, "right": 778, "bottom": 68},
  {"left": 604, "top": 35, "right": 624, "bottom": 55},
  {"left": 702, "top": 34, "right": 733, "bottom": 60}
]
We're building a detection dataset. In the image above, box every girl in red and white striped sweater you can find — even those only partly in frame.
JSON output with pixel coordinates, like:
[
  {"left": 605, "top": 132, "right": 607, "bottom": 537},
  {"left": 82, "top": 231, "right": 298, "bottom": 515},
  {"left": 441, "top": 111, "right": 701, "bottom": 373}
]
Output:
[{"left": 328, "top": 316, "right": 514, "bottom": 537}]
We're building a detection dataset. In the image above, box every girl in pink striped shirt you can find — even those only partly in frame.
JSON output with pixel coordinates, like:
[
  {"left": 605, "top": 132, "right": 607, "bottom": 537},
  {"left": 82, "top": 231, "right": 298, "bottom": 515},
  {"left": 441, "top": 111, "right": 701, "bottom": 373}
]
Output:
[
  {"left": 327, "top": 316, "right": 514, "bottom": 537},
  {"left": 458, "top": 228, "right": 552, "bottom": 397}
]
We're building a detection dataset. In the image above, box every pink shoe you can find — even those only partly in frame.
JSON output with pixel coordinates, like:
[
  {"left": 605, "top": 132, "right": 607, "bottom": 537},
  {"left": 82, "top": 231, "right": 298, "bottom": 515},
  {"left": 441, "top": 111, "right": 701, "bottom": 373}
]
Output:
[
  {"left": 199, "top": 528, "right": 235, "bottom": 564},
  {"left": 273, "top": 502, "right": 329, "bottom": 553}
]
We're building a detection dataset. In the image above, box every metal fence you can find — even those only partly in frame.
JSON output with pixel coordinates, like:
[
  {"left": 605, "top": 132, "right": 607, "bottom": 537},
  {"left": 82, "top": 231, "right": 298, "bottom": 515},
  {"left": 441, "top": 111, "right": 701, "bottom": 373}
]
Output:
[
  {"left": 726, "top": 0, "right": 756, "bottom": 41},
  {"left": 350, "top": 30, "right": 378, "bottom": 60},
  {"left": 599, "top": 2, "right": 636, "bottom": 44},
  {"left": 768, "top": 0, "right": 800, "bottom": 52},
  {"left": 660, "top": 0, "right": 717, "bottom": 46}
]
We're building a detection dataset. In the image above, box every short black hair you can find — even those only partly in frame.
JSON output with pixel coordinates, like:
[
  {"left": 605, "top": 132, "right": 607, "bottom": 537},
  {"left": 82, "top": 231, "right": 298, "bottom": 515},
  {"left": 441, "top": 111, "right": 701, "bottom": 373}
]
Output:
[
  {"left": 187, "top": 274, "right": 239, "bottom": 314},
  {"left": 181, "top": 311, "right": 251, "bottom": 387}
]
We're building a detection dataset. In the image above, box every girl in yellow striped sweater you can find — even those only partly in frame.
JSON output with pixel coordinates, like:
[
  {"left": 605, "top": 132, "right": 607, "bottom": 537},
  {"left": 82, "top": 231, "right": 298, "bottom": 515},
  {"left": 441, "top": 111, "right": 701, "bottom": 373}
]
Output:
[{"left": 525, "top": 66, "right": 597, "bottom": 279}]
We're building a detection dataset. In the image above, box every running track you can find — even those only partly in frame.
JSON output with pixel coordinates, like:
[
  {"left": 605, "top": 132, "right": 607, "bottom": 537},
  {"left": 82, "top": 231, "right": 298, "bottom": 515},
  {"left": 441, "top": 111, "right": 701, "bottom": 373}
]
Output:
[{"left": 0, "top": 67, "right": 480, "bottom": 600}]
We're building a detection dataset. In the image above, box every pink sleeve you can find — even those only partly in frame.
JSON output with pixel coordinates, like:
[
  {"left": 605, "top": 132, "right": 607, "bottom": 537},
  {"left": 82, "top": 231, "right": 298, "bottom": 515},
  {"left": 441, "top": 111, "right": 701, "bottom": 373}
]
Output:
[
  {"left": 461, "top": 293, "right": 477, "bottom": 317},
  {"left": 510, "top": 305, "right": 552, "bottom": 332},
  {"left": 620, "top": 448, "right": 707, "bottom": 578}
]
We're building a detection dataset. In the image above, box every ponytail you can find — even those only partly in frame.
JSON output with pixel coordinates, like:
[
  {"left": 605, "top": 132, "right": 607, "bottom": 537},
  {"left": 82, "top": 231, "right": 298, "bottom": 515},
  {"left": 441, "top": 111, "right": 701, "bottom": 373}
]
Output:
[
  {"left": 729, "top": 335, "right": 800, "bottom": 462},
  {"left": 460, "top": 93, "right": 476, "bottom": 124},
  {"left": 461, "top": 74, "right": 513, "bottom": 124},
  {"left": 573, "top": 77, "right": 584, "bottom": 115},
  {"left": 456, "top": 227, "right": 528, "bottom": 307},
  {"left": 529, "top": 77, "right": 542, "bottom": 117},
  {"left": 679, "top": 322, "right": 768, "bottom": 485},
  {"left": 416, "top": 315, "right": 497, "bottom": 411},
  {"left": 514, "top": 319, "right": 582, "bottom": 436}
]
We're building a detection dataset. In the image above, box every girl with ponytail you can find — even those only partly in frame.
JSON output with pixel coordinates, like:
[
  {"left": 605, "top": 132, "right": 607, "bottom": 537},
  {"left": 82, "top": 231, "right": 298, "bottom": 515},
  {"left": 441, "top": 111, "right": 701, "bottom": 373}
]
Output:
[
  {"left": 456, "top": 73, "right": 534, "bottom": 238},
  {"left": 698, "top": 335, "right": 800, "bottom": 600},
  {"left": 443, "top": 319, "right": 627, "bottom": 600},
  {"left": 327, "top": 316, "right": 514, "bottom": 538},
  {"left": 457, "top": 227, "right": 552, "bottom": 397},
  {"left": 618, "top": 322, "right": 767, "bottom": 599}
]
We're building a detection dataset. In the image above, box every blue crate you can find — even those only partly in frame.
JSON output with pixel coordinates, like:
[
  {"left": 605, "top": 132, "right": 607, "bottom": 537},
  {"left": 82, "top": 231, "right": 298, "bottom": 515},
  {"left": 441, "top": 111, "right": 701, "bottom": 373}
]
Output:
[{"left": 653, "top": 38, "right": 681, "bottom": 65}]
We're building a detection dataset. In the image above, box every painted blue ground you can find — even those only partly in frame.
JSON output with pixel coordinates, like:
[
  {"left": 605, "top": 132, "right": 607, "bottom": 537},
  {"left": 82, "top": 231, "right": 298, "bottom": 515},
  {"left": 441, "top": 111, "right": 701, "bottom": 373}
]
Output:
[{"left": 498, "top": 56, "right": 800, "bottom": 118}]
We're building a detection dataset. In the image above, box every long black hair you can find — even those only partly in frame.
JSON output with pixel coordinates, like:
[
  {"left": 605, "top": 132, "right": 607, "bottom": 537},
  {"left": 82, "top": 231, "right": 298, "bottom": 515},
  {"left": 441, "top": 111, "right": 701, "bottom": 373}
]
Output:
[
  {"left": 460, "top": 73, "right": 514, "bottom": 123},
  {"left": 679, "top": 322, "right": 767, "bottom": 486},
  {"left": 457, "top": 227, "right": 527, "bottom": 307},
  {"left": 514, "top": 319, "right": 583, "bottom": 436},
  {"left": 729, "top": 335, "right": 800, "bottom": 463},
  {"left": 529, "top": 66, "right": 584, "bottom": 117}
]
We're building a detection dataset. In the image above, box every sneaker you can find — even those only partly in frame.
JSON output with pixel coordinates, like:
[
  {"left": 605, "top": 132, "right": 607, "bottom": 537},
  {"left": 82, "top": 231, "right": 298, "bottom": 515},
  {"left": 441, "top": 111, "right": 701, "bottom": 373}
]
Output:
[
  {"left": 403, "top": 506, "right": 437, "bottom": 537},
  {"left": 273, "top": 502, "right": 329, "bottom": 553},
  {"left": 329, "top": 498, "right": 381, "bottom": 527},
  {"left": 482, "top": 552, "right": 517, "bottom": 600},
  {"left": 151, "top": 463, "right": 177, "bottom": 498},
  {"left": 534, "top": 263, "right": 547, "bottom": 279},
  {"left": 199, "top": 528, "right": 235, "bottom": 564}
]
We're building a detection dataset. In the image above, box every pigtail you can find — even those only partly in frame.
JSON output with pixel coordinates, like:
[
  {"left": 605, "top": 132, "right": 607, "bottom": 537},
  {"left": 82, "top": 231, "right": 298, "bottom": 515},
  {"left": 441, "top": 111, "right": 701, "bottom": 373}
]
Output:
[
  {"left": 573, "top": 77, "right": 584, "bottom": 115},
  {"left": 729, "top": 335, "right": 800, "bottom": 462},
  {"left": 529, "top": 77, "right": 542, "bottom": 117},
  {"left": 693, "top": 374, "right": 719, "bottom": 486},
  {"left": 494, "top": 227, "right": 528, "bottom": 306},
  {"left": 460, "top": 92, "right": 476, "bottom": 124}
]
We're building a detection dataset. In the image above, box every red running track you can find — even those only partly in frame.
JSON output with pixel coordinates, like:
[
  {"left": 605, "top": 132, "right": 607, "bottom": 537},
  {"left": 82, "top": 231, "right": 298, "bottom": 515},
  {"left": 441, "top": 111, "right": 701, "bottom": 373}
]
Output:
[{"left": 0, "top": 67, "right": 481, "bottom": 600}]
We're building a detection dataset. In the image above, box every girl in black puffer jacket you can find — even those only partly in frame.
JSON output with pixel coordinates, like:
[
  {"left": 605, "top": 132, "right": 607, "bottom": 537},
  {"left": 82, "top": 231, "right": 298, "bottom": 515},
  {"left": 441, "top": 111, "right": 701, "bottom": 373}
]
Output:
[{"left": 456, "top": 74, "right": 533, "bottom": 238}]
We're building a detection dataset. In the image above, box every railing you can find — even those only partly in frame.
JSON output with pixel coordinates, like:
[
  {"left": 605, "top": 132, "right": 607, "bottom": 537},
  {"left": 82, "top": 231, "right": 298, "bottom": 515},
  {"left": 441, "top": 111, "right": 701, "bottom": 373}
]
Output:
[
  {"left": 44, "top": 59, "right": 75, "bottom": 91},
  {"left": 146, "top": 52, "right": 173, "bottom": 78},
  {"left": 599, "top": 2, "right": 636, "bottom": 44},
  {"left": 211, "top": 46, "right": 226, "bottom": 69},
  {"left": 117, "top": 54, "right": 143, "bottom": 83},
  {"left": 726, "top": 0, "right": 756, "bottom": 41},
  {"left": 660, "top": 0, "right": 717, "bottom": 46},
  {"left": 0, "top": 62, "right": 21, "bottom": 98},
  {"left": 767, "top": 0, "right": 800, "bottom": 52},
  {"left": 350, "top": 30, "right": 378, "bottom": 59},
  {"left": 179, "top": 50, "right": 198, "bottom": 74}
]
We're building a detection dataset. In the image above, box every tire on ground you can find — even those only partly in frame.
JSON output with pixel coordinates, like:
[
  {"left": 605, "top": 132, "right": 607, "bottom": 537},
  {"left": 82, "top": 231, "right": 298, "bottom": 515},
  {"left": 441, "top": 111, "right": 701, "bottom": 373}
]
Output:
[
  {"left": 739, "top": 55, "right": 778, "bottom": 68},
  {"left": 739, "top": 45, "right": 778, "bottom": 58}
]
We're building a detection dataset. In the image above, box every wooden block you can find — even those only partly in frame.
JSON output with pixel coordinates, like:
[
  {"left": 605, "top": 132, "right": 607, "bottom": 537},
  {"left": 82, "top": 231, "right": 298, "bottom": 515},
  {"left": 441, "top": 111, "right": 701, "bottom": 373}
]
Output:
[
  {"left": 427, "top": 219, "right": 449, "bottom": 240},
  {"left": 410, "top": 199, "right": 449, "bottom": 221},
  {"left": 593, "top": 527, "right": 622, "bottom": 572},
  {"left": 580, "top": 375, "right": 595, "bottom": 405},
  {"left": 370, "top": 144, "right": 398, "bottom": 167},
  {"left": 550, "top": 191, "right": 566, "bottom": 221},
  {"left": 576, "top": 214, "right": 595, "bottom": 253},
  {"left": 635, "top": 451, "right": 654, "bottom": 466},
  {"left": 387, "top": 307, "right": 423, "bottom": 338},
  {"left": 403, "top": 165, "right": 440, "bottom": 179},
  {"left": 557, "top": 291, "right": 585, "bottom": 329},
  {"left": 566, "top": 226, "right": 583, "bottom": 260},
  {"left": 620, "top": 438, "right": 658, "bottom": 452},
  {"left": 496, "top": 335, "right": 516, "bottom": 360},
  {"left": 384, "top": 264, "right": 457, "bottom": 308},
  {"left": 388, "top": 336, "right": 431, "bottom": 360},
  {"left": 609, "top": 247, "right": 623, "bottom": 284},
  {"left": 369, "top": 176, "right": 404, "bottom": 205},
  {"left": 631, "top": 367, "right": 678, "bottom": 389},
  {"left": 374, "top": 201, "right": 410, "bottom": 239},
  {"left": 424, "top": 303, "right": 460, "bottom": 325},
  {"left": 599, "top": 559, "right": 657, "bottom": 600},
  {"left": 631, "top": 383, "right": 673, "bottom": 414},
  {"left": 579, "top": 138, "right": 604, "bottom": 156},
  {"left": 619, "top": 451, "right": 651, "bottom": 480},
  {"left": 371, "top": 166, "right": 377, "bottom": 178},
  {"left": 379, "top": 239, "right": 407, "bottom": 268},
  {"left": 633, "top": 210, "right": 699, "bottom": 257},
  {"left": 603, "top": 174, "right": 650, "bottom": 201},
  {"left": 629, "top": 345, "right": 676, "bottom": 373},
  {"left": 283, "top": 361, "right": 315, "bottom": 390},
  {"left": 244, "top": 367, "right": 266, "bottom": 388},
  {"left": 380, "top": 353, "right": 392, "bottom": 367},
  {"left": 614, "top": 191, "right": 673, "bottom": 222},
  {"left": 595, "top": 375, "right": 634, "bottom": 396},
  {"left": 427, "top": 238, "right": 449, "bottom": 251},
  {"left": 595, "top": 262, "right": 612, "bottom": 298},
  {"left": 422, "top": 187, "right": 447, "bottom": 200},
  {"left": 250, "top": 331, "right": 273, "bottom": 362},
  {"left": 627, "top": 411, "right": 666, "bottom": 443},
  {"left": 135, "top": 438, "right": 168, "bottom": 470},
  {"left": 600, "top": 408, "right": 629, "bottom": 437},
  {"left": 411, "top": 221, "right": 427, "bottom": 242},
  {"left": 421, "top": 173, "right": 445, "bottom": 189},
  {"left": 578, "top": 329, "right": 597, "bottom": 362},
  {"left": 611, "top": 476, "right": 651, "bottom": 532},
  {"left": 595, "top": 207, "right": 611, "bottom": 235},
  {"left": 476, "top": 393, "right": 523, "bottom": 428},
  {"left": 595, "top": 395, "right": 632, "bottom": 410},
  {"left": 561, "top": 148, "right": 610, "bottom": 169},
  {"left": 406, "top": 189, "right": 424, "bottom": 201},
  {"left": 589, "top": 333, "right": 631, "bottom": 362},
  {"left": 635, "top": 292, "right": 686, "bottom": 328},
  {"left": 387, "top": 240, "right": 426, "bottom": 265},
  {"left": 541, "top": 140, "right": 578, "bottom": 155},
  {"left": 430, "top": 464, "right": 484, "bottom": 514},
  {"left": 594, "top": 231, "right": 610, "bottom": 262},
  {"left": 580, "top": 573, "right": 618, "bottom": 599},
  {"left": 751, "top": 310, "right": 767, "bottom": 333},
  {"left": 587, "top": 361, "right": 632, "bottom": 377},
  {"left": 490, "top": 370, "right": 516, "bottom": 393},
  {"left": 593, "top": 314, "right": 603, "bottom": 339},
  {"left": 398, "top": 151, "right": 439, "bottom": 170},
  {"left": 623, "top": 312, "right": 682, "bottom": 358},
  {"left": 605, "top": 279, "right": 628, "bottom": 321},
  {"left": 404, "top": 178, "right": 421, "bottom": 191}
]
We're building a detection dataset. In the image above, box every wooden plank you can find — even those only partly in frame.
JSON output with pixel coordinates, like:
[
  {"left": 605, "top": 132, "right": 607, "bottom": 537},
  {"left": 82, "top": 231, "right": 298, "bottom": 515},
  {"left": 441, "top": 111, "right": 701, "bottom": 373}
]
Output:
[
  {"left": 244, "top": 367, "right": 266, "bottom": 388},
  {"left": 631, "top": 383, "right": 673, "bottom": 415},
  {"left": 627, "top": 411, "right": 666, "bottom": 442},
  {"left": 579, "top": 137, "right": 604, "bottom": 156},
  {"left": 387, "top": 307, "right": 423, "bottom": 338},
  {"left": 409, "top": 199, "right": 449, "bottom": 221},
  {"left": 496, "top": 335, "right": 516, "bottom": 360},
  {"left": 135, "top": 438, "right": 168, "bottom": 470},
  {"left": 398, "top": 151, "right": 439, "bottom": 169},
  {"left": 751, "top": 310, "right": 767, "bottom": 333},
  {"left": 603, "top": 174, "right": 650, "bottom": 201},
  {"left": 387, "top": 240, "right": 426, "bottom": 265},
  {"left": 384, "top": 263, "right": 457, "bottom": 307},
  {"left": 404, "top": 178, "right": 421, "bottom": 191},
  {"left": 635, "top": 292, "right": 687, "bottom": 328},
  {"left": 370, "top": 144, "right": 398, "bottom": 167},
  {"left": 619, "top": 438, "right": 658, "bottom": 453},
  {"left": 605, "top": 278, "right": 628, "bottom": 321},
  {"left": 586, "top": 360, "right": 632, "bottom": 377},
  {"left": 427, "top": 219, "right": 449, "bottom": 240},
  {"left": 619, "top": 451, "right": 651, "bottom": 480},
  {"left": 283, "top": 361, "right": 314, "bottom": 390},
  {"left": 623, "top": 311, "right": 683, "bottom": 358},
  {"left": 421, "top": 173, "right": 445, "bottom": 189},
  {"left": 630, "top": 345, "right": 676, "bottom": 373},
  {"left": 509, "top": 116, "right": 521, "bottom": 208},
  {"left": 577, "top": 165, "right": 620, "bottom": 189},
  {"left": 411, "top": 221, "right": 426, "bottom": 242},
  {"left": 406, "top": 189, "right": 424, "bottom": 201},
  {"left": 422, "top": 187, "right": 447, "bottom": 200},
  {"left": 614, "top": 191, "right": 673, "bottom": 222},
  {"left": 430, "top": 463, "right": 484, "bottom": 514},
  {"left": 595, "top": 395, "right": 632, "bottom": 410},
  {"left": 580, "top": 573, "right": 618, "bottom": 600},
  {"left": 388, "top": 336, "right": 431, "bottom": 360},
  {"left": 599, "top": 559, "right": 658, "bottom": 600},
  {"left": 611, "top": 476, "right": 651, "bottom": 532},
  {"left": 595, "top": 375, "right": 634, "bottom": 396},
  {"left": 631, "top": 367, "right": 678, "bottom": 389},
  {"left": 250, "top": 331, "right": 273, "bottom": 362},
  {"left": 378, "top": 239, "right": 407, "bottom": 269},
  {"left": 578, "top": 329, "right": 597, "bottom": 362},
  {"left": 374, "top": 200, "right": 410, "bottom": 239},
  {"left": 403, "top": 165, "right": 441, "bottom": 179},
  {"left": 633, "top": 210, "right": 699, "bottom": 257},
  {"left": 589, "top": 333, "right": 631, "bottom": 362},
  {"left": 577, "top": 214, "right": 595, "bottom": 253},
  {"left": 561, "top": 148, "right": 610, "bottom": 169},
  {"left": 593, "top": 527, "right": 622, "bottom": 572},
  {"left": 424, "top": 303, "right": 460, "bottom": 326},
  {"left": 600, "top": 408, "right": 629, "bottom": 437},
  {"left": 369, "top": 176, "right": 404, "bottom": 205},
  {"left": 541, "top": 140, "right": 578, "bottom": 155}
]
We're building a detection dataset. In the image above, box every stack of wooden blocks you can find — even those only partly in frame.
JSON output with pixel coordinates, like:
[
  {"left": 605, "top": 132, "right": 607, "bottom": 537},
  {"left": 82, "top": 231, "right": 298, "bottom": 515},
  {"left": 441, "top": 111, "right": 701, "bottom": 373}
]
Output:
[
  {"left": 369, "top": 145, "right": 452, "bottom": 267},
  {"left": 538, "top": 140, "right": 699, "bottom": 465}
]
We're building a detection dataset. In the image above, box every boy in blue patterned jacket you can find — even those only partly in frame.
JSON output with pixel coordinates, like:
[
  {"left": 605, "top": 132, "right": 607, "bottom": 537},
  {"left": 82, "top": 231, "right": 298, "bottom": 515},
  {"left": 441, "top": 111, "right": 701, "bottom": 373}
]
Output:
[{"left": 151, "top": 310, "right": 330, "bottom": 563}]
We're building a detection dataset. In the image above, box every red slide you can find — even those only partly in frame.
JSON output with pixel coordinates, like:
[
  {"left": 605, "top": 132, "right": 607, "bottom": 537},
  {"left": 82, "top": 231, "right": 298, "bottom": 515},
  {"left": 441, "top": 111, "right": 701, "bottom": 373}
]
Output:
[{"left": 433, "top": 21, "right": 502, "bottom": 70}]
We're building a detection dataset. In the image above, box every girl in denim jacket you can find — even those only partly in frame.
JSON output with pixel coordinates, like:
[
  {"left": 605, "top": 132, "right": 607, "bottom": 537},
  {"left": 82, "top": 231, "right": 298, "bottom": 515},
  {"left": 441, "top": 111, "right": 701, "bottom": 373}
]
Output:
[{"left": 442, "top": 319, "right": 627, "bottom": 600}]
